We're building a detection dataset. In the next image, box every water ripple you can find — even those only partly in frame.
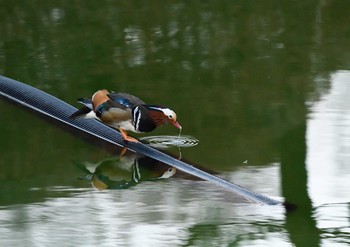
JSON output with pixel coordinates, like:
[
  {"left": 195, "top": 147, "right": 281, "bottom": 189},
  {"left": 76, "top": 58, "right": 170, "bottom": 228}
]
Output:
[{"left": 139, "top": 135, "right": 199, "bottom": 149}]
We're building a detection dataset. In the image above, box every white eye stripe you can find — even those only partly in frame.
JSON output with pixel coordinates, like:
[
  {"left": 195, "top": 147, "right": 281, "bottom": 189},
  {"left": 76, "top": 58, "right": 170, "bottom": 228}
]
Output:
[
  {"left": 147, "top": 106, "right": 163, "bottom": 111},
  {"left": 148, "top": 107, "right": 176, "bottom": 118},
  {"left": 162, "top": 108, "right": 177, "bottom": 120}
]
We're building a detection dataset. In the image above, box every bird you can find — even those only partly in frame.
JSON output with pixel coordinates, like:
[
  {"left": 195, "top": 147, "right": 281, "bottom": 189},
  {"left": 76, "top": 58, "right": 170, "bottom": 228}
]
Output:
[{"left": 70, "top": 89, "right": 182, "bottom": 142}]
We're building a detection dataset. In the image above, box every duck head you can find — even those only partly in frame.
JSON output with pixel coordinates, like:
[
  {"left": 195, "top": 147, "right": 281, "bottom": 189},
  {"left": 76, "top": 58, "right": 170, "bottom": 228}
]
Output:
[{"left": 146, "top": 106, "right": 182, "bottom": 129}]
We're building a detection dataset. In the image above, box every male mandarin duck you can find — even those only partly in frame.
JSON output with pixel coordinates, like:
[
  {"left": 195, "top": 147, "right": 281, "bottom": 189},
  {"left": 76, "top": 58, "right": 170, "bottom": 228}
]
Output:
[{"left": 70, "top": 89, "right": 182, "bottom": 142}]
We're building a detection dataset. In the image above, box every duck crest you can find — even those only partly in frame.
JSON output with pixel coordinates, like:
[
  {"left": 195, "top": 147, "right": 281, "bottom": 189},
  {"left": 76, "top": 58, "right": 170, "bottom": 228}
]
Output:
[{"left": 92, "top": 89, "right": 109, "bottom": 111}]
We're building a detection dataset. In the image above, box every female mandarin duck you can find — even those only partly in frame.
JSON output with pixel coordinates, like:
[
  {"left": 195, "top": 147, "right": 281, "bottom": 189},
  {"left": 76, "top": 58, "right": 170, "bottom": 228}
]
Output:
[{"left": 70, "top": 90, "right": 182, "bottom": 142}]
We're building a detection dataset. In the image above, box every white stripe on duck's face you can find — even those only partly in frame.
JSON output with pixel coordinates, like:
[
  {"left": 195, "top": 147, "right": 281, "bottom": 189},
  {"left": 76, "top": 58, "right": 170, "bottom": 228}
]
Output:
[
  {"left": 160, "top": 108, "right": 177, "bottom": 122},
  {"left": 147, "top": 106, "right": 177, "bottom": 123}
]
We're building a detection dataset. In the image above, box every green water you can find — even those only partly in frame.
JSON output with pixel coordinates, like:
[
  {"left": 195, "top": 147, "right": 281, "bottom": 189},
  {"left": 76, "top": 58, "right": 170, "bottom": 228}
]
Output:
[{"left": 1, "top": 1, "right": 349, "bottom": 246}]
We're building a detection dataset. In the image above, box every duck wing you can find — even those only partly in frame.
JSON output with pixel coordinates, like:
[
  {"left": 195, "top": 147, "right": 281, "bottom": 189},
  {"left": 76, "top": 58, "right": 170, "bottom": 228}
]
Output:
[{"left": 108, "top": 92, "right": 145, "bottom": 109}]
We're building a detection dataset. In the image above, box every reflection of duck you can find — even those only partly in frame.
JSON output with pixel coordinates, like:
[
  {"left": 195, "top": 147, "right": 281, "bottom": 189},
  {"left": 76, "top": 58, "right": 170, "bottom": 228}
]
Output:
[
  {"left": 77, "top": 153, "right": 176, "bottom": 190},
  {"left": 70, "top": 90, "right": 182, "bottom": 142}
]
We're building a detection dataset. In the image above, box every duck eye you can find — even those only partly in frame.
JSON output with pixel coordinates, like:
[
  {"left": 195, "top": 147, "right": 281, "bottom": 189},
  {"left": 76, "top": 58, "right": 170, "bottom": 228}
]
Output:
[{"left": 168, "top": 115, "right": 173, "bottom": 119}]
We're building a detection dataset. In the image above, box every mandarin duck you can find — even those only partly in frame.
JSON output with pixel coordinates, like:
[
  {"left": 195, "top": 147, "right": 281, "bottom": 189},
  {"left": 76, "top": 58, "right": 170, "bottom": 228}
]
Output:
[{"left": 70, "top": 90, "right": 182, "bottom": 142}]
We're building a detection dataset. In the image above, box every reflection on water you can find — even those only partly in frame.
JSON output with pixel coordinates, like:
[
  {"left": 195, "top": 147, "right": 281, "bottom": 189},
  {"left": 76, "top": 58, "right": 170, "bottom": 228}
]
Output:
[
  {"left": 0, "top": 165, "right": 285, "bottom": 247},
  {"left": 308, "top": 71, "right": 350, "bottom": 205},
  {"left": 76, "top": 153, "right": 176, "bottom": 190},
  {"left": 306, "top": 70, "right": 350, "bottom": 246}
]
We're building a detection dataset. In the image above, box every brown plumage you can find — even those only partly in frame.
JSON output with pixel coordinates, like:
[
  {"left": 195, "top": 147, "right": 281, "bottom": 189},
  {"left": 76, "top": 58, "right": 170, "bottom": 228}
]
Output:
[{"left": 70, "top": 89, "right": 182, "bottom": 142}]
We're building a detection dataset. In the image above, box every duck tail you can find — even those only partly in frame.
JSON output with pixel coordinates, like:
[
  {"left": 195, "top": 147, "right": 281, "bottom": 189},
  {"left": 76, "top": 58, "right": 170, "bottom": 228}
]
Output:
[{"left": 69, "top": 98, "right": 93, "bottom": 119}]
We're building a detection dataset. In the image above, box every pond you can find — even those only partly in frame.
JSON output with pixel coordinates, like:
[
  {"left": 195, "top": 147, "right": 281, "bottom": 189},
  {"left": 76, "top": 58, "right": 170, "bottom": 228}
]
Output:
[{"left": 0, "top": 1, "right": 349, "bottom": 246}]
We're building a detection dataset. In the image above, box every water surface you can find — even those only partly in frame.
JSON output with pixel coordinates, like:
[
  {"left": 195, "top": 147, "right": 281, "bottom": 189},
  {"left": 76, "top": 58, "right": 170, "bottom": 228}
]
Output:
[{"left": 1, "top": 1, "right": 350, "bottom": 246}]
